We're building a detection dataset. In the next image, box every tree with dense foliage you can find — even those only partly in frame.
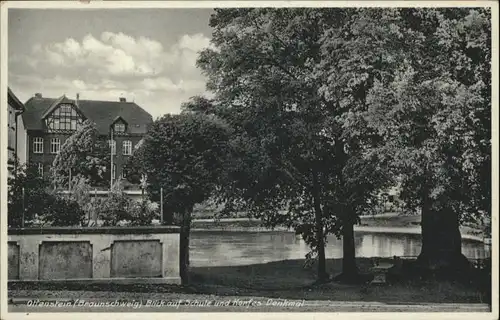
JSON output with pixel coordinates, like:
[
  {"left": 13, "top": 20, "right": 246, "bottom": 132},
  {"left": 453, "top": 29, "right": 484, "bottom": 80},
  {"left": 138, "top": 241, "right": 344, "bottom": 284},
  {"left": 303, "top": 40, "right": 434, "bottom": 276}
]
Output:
[
  {"left": 51, "top": 120, "right": 111, "bottom": 189},
  {"left": 137, "top": 112, "right": 232, "bottom": 284},
  {"left": 7, "top": 160, "right": 52, "bottom": 227},
  {"left": 194, "top": 8, "right": 390, "bottom": 282},
  {"left": 359, "top": 8, "right": 491, "bottom": 273},
  {"left": 123, "top": 139, "right": 147, "bottom": 186},
  {"left": 193, "top": 7, "right": 491, "bottom": 281}
]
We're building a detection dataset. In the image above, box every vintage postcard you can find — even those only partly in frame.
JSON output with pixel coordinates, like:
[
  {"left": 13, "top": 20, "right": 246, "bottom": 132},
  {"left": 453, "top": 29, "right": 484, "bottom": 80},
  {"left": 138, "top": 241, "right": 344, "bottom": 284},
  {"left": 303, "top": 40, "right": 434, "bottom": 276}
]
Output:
[{"left": 0, "top": 1, "right": 498, "bottom": 319}]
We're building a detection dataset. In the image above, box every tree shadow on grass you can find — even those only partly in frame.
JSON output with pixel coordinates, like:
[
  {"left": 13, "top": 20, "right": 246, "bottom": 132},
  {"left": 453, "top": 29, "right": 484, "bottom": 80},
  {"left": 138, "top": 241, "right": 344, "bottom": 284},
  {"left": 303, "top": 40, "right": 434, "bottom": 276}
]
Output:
[
  {"left": 189, "top": 258, "right": 486, "bottom": 303},
  {"left": 8, "top": 258, "right": 488, "bottom": 304}
]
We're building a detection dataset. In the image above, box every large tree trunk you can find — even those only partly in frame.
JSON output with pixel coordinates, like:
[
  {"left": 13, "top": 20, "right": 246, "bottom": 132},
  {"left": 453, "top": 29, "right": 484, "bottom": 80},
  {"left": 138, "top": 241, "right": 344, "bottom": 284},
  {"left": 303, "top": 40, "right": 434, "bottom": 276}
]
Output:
[
  {"left": 312, "top": 172, "right": 329, "bottom": 282},
  {"left": 334, "top": 212, "right": 364, "bottom": 284},
  {"left": 341, "top": 218, "right": 358, "bottom": 276},
  {"left": 418, "top": 197, "right": 470, "bottom": 278},
  {"left": 179, "top": 209, "right": 192, "bottom": 285},
  {"left": 314, "top": 208, "right": 328, "bottom": 282}
]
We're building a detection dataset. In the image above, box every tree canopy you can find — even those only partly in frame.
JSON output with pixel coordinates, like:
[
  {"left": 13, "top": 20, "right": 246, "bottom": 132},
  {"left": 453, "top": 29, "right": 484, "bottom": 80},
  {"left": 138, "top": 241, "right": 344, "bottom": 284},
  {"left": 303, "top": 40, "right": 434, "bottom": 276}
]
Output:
[
  {"left": 191, "top": 8, "right": 392, "bottom": 281},
  {"left": 187, "top": 7, "right": 491, "bottom": 278},
  {"left": 359, "top": 8, "right": 491, "bottom": 269},
  {"left": 141, "top": 112, "right": 232, "bottom": 216},
  {"left": 135, "top": 111, "right": 232, "bottom": 283},
  {"left": 51, "top": 120, "right": 111, "bottom": 189}
]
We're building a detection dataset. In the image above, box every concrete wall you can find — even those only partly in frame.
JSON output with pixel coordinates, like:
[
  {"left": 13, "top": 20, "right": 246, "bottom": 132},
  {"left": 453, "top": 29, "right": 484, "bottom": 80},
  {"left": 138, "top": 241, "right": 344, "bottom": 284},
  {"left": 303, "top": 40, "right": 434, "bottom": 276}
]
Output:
[{"left": 8, "top": 226, "right": 180, "bottom": 284}]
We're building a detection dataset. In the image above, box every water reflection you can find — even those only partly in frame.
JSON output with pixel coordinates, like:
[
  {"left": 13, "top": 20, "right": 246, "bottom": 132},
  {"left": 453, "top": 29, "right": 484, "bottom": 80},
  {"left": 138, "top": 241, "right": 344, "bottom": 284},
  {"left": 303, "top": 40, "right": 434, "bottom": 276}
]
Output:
[{"left": 190, "top": 231, "right": 488, "bottom": 267}]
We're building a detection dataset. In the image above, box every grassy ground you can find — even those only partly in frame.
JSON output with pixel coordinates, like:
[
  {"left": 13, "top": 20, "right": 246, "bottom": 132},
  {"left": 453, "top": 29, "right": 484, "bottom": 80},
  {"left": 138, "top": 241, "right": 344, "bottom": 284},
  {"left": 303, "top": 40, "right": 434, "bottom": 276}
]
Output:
[
  {"left": 8, "top": 258, "right": 490, "bottom": 304},
  {"left": 189, "top": 258, "right": 489, "bottom": 304}
]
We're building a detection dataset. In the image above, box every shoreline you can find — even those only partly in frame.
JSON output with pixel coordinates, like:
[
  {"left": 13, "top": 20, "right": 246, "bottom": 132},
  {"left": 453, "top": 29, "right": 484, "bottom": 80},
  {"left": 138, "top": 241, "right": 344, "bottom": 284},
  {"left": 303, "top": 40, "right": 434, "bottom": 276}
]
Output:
[{"left": 191, "top": 218, "right": 487, "bottom": 243}]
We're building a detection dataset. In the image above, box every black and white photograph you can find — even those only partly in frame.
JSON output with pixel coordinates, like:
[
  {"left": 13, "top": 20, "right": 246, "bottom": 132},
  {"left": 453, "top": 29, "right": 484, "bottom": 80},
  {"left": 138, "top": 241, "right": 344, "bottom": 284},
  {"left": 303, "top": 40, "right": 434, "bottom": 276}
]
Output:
[{"left": 1, "top": 1, "right": 498, "bottom": 318}]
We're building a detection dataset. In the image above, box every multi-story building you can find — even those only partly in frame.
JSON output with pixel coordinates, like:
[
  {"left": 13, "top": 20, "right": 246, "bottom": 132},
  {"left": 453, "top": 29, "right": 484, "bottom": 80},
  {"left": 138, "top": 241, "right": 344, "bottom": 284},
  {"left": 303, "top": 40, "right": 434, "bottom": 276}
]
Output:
[
  {"left": 21, "top": 93, "right": 153, "bottom": 186},
  {"left": 7, "top": 88, "right": 26, "bottom": 176}
]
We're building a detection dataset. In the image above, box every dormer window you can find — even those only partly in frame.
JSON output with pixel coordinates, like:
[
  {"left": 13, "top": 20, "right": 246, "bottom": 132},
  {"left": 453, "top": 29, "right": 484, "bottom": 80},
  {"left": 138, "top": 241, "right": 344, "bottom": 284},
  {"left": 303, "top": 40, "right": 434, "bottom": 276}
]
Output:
[
  {"left": 114, "top": 123, "right": 126, "bottom": 133},
  {"left": 46, "top": 103, "right": 84, "bottom": 131}
]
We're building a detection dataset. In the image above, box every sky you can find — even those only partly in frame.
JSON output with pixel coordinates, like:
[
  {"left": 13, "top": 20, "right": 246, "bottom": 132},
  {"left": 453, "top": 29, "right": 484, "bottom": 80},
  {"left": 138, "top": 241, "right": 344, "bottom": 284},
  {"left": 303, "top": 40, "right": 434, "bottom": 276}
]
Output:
[{"left": 8, "top": 9, "right": 215, "bottom": 119}]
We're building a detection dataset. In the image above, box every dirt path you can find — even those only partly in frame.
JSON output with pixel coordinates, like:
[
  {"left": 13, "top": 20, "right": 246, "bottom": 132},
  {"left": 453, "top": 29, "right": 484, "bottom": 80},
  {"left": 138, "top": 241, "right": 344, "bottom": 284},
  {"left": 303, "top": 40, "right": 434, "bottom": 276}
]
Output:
[{"left": 8, "top": 293, "right": 491, "bottom": 313}]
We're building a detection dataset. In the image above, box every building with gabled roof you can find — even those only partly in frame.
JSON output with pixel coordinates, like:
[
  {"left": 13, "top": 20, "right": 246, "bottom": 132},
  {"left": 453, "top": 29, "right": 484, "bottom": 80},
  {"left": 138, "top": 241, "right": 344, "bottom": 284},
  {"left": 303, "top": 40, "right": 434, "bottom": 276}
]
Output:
[
  {"left": 7, "top": 88, "right": 26, "bottom": 176},
  {"left": 21, "top": 93, "right": 153, "bottom": 186}
]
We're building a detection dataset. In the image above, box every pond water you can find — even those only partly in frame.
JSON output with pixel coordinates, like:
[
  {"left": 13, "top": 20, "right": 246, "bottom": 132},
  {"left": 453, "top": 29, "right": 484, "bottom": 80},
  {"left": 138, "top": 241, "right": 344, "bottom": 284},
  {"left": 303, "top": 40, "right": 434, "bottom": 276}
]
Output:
[{"left": 190, "top": 231, "right": 490, "bottom": 267}]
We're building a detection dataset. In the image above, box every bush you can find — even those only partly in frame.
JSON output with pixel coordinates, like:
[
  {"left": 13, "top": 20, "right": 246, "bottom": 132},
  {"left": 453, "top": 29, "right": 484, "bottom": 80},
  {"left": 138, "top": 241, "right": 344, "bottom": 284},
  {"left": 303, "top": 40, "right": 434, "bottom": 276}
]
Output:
[
  {"left": 10, "top": 165, "right": 161, "bottom": 227},
  {"left": 128, "top": 199, "right": 159, "bottom": 226},
  {"left": 44, "top": 196, "right": 86, "bottom": 227},
  {"left": 98, "top": 182, "right": 132, "bottom": 226},
  {"left": 67, "top": 175, "right": 104, "bottom": 225},
  {"left": 8, "top": 161, "right": 52, "bottom": 227}
]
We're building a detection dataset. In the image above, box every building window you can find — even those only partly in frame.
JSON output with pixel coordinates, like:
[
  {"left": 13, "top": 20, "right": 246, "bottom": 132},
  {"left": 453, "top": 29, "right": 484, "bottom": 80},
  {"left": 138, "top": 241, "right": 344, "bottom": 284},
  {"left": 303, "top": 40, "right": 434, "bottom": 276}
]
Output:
[
  {"left": 109, "top": 140, "right": 116, "bottom": 155},
  {"left": 60, "top": 118, "right": 71, "bottom": 130},
  {"left": 37, "top": 163, "right": 44, "bottom": 176},
  {"left": 50, "top": 138, "right": 61, "bottom": 154},
  {"left": 112, "top": 164, "right": 117, "bottom": 180},
  {"left": 123, "top": 140, "right": 132, "bottom": 155},
  {"left": 8, "top": 128, "right": 15, "bottom": 151},
  {"left": 33, "top": 137, "right": 44, "bottom": 153},
  {"left": 60, "top": 104, "right": 73, "bottom": 115},
  {"left": 114, "top": 123, "right": 125, "bottom": 133}
]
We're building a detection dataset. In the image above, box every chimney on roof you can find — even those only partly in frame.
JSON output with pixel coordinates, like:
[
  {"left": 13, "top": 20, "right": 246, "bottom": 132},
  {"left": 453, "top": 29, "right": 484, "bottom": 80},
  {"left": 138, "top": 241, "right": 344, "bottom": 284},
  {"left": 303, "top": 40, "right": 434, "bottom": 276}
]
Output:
[
  {"left": 35, "top": 93, "right": 42, "bottom": 98},
  {"left": 119, "top": 97, "right": 126, "bottom": 102},
  {"left": 76, "top": 93, "right": 80, "bottom": 106}
]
